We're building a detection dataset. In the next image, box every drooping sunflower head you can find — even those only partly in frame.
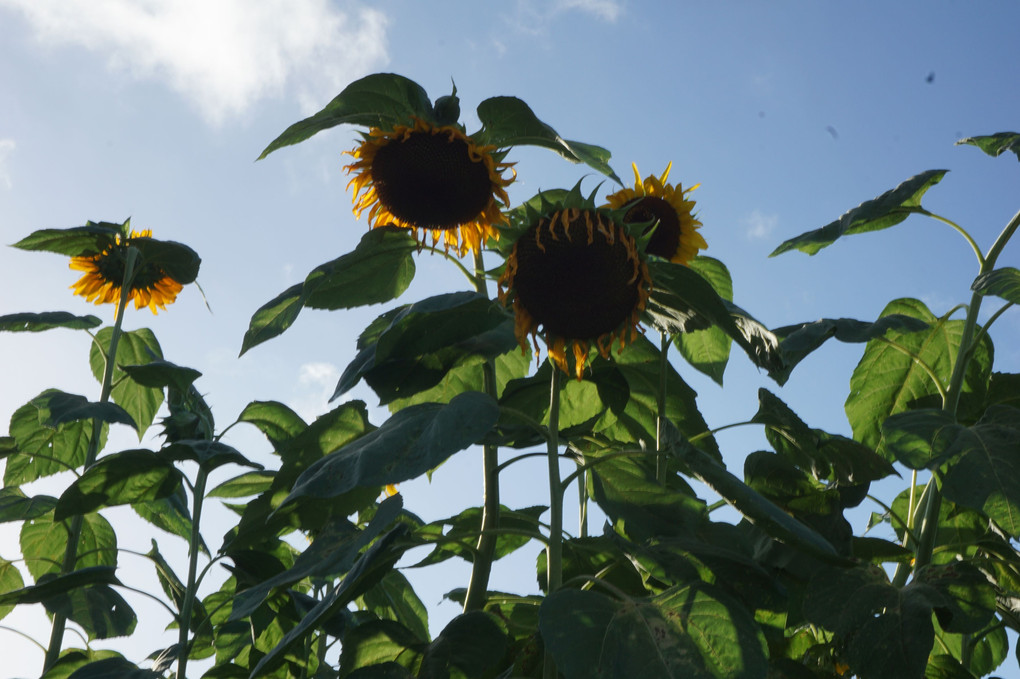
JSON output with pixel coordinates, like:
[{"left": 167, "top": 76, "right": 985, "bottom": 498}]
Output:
[
  {"left": 498, "top": 193, "right": 651, "bottom": 380},
  {"left": 70, "top": 228, "right": 184, "bottom": 316},
  {"left": 344, "top": 117, "right": 515, "bottom": 256},
  {"left": 604, "top": 162, "right": 706, "bottom": 265}
]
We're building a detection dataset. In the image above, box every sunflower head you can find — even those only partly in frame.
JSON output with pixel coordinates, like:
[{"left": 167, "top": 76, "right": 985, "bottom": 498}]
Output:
[
  {"left": 604, "top": 162, "right": 706, "bottom": 265},
  {"left": 69, "top": 226, "right": 184, "bottom": 316},
  {"left": 344, "top": 117, "right": 515, "bottom": 257},
  {"left": 498, "top": 189, "right": 651, "bottom": 380}
]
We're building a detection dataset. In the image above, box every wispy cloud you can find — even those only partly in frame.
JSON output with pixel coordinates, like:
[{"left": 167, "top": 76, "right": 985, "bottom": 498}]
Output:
[
  {"left": 0, "top": 139, "right": 13, "bottom": 189},
  {"left": 505, "top": 0, "right": 623, "bottom": 34},
  {"left": 744, "top": 209, "right": 778, "bottom": 240},
  {"left": 0, "top": 0, "right": 389, "bottom": 125},
  {"left": 293, "top": 361, "right": 340, "bottom": 421}
]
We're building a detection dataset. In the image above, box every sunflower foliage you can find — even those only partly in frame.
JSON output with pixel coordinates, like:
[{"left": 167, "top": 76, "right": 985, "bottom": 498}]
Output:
[{"left": 0, "top": 72, "right": 1019, "bottom": 679}]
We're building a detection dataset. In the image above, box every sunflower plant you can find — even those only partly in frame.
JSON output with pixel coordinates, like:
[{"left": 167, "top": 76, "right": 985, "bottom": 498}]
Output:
[{"left": 3, "top": 71, "right": 1020, "bottom": 679}]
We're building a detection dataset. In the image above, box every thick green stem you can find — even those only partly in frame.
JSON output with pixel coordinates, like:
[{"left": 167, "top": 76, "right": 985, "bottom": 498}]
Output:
[
  {"left": 464, "top": 249, "right": 500, "bottom": 613},
  {"left": 43, "top": 248, "right": 137, "bottom": 673},
  {"left": 543, "top": 365, "right": 563, "bottom": 679},
  {"left": 176, "top": 467, "right": 208, "bottom": 679},
  {"left": 656, "top": 332, "right": 669, "bottom": 482}
]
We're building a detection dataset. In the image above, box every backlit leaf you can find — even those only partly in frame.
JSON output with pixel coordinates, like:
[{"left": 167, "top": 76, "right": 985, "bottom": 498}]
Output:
[
  {"left": 89, "top": 327, "right": 165, "bottom": 439},
  {"left": 54, "top": 449, "right": 183, "bottom": 520},
  {"left": 675, "top": 256, "right": 733, "bottom": 385},
  {"left": 972, "top": 267, "right": 1020, "bottom": 305},
  {"left": 956, "top": 131, "right": 1020, "bottom": 162},
  {"left": 0, "top": 311, "right": 102, "bottom": 332},
  {"left": 239, "top": 282, "right": 304, "bottom": 356}
]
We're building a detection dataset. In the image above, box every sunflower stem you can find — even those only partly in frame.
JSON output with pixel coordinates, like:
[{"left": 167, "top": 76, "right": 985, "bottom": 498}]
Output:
[
  {"left": 656, "top": 331, "right": 670, "bottom": 482},
  {"left": 176, "top": 464, "right": 208, "bottom": 679},
  {"left": 43, "top": 247, "right": 138, "bottom": 673},
  {"left": 464, "top": 249, "right": 500, "bottom": 613},
  {"left": 543, "top": 364, "right": 563, "bottom": 679}
]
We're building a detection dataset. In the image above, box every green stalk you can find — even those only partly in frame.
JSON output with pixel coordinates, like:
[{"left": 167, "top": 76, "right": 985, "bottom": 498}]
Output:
[
  {"left": 905, "top": 208, "right": 1020, "bottom": 579},
  {"left": 176, "top": 466, "right": 208, "bottom": 679},
  {"left": 43, "top": 248, "right": 137, "bottom": 673},
  {"left": 656, "top": 332, "right": 670, "bottom": 482},
  {"left": 543, "top": 365, "right": 563, "bottom": 679},
  {"left": 463, "top": 249, "right": 500, "bottom": 613}
]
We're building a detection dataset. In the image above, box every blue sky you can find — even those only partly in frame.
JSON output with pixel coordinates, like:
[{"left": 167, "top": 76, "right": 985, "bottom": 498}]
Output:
[{"left": 2, "top": 1, "right": 1019, "bottom": 676}]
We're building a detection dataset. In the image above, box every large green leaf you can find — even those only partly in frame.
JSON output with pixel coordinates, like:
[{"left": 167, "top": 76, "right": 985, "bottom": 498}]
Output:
[
  {"left": 54, "top": 449, "right": 184, "bottom": 520},
  {"left": 972, "top": 267, "right": 1020, "bottom": 305},
  {"left": 131, "top": 485, "right": 198, "bottom": 549},
  {"left": 411, "top": 505, "right": 545, "bottom": 568},
  {"left": 60, "top": 656, "right": 160, "bottom": 679},
  {"left": 239, "top": 283, "right": 304, "bottom": 356},
  {"left": 915, "top": 562, "right": 996, "bottom": 635},
  {"left": 20, "top": 512, "right": 117, "bottom": 581},
  {"left": 11, "top": 222, "right": 123, "bottom": 257},
  {"left": 258, "top": 73, "right": 434, "bottom": 159},
  {"left": 338, "top": 620, "right": 425, "bottom": 676},
  {"left": 0, "top": 488, "right": 57, "bottom": 522},
  {"left": 31, "top": 391, "right": 137, "bottom": 431},
  {"left": 333, "top": 292, "right": 516, "bottom": 405},
  {"left": 770, "top": 169, "right": 948, "bottom": 256},
  {"left": 89, "top": 327, "right": 165, "bottom": 438},
  {"left": 675, "top": 256, "right": 733, "bottom": 385},
  {"left": 119, "top": 360, "right": 201, "bottom": 392},
  {"left": 43, "top": 582, "right": 137, "bottom": 641},
  {"left": 130, "top": 236, "right": 201, "bottom": 286},
  {"left": 0, "top": 311, "right": 102, "bottom": 332},
  {"left": 388, "top": 346, "right": 532, "bottom": 410},
  {"left": 539, "top": 584, "right": 767, "bottom": 679},
  {"left": 0, "top": 565, "right": 118, "bottom": 607},
  {"left": 5, "top": 394, "right": 100, "bottom": 484},
  {"left": 845, "top": 298, "right": 993, "bottom": 457},
  {"left": 284, "top": 392, "right": 499, "bottom": 504},
  {"left": 881, "top": 409, "right": 963, "bottom": 470},
  {"left": 473, "top": 96, "right": 619, "bottom": 182},
  {"left": 417, "top": 611, "right": 507, "bottom": 679},
  {"left": 772, "top": 314, "right": 929, "bottom": 385},
  {"left": 235, "top": 400, "right": 307, "bottom": 447},
  {"left": 359, "top": 570, "right": 430, "bottom": 644},
  {"left": 955, "top": 131, "right": 1020, "bottom": 162},
  {"left": 941, "top": 405, "right": 1020, "bottom": 537},
  {"left": 0, "top": 557, "right": 25, "bottom": 620}
]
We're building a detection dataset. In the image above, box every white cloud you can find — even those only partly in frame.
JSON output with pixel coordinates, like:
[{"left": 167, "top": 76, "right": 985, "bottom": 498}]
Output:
[
  {"left": 744, "top": 209, "right": 778, "bottom": 240},
  {"left": 505, "top": 0, "right": 623, "bottom": 34},
  {"left": 553, "top": 0, "right": 623, "bottom": 22},
  {"left": 0, "top": 139, "right": 13, "bottom": 189},
  {"left": 1, "top": 0, "right": 389, "bottom": 125},
  {"left": 293, "top": 361, "right": 340, "bottom": 421}
]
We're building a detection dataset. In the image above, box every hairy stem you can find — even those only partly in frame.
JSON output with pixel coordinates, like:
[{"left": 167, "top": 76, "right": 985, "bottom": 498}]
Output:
[
  {"left": 543, "top": 365, "right": 563, "bottom": 679},
  {"left": 176, "top": 465, "right": 208, "bottom": 679}
]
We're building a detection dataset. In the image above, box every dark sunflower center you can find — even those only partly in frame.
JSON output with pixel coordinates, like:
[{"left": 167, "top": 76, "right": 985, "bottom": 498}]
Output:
[
  {"left": 624, "top": 196, "right": 681, "bottom": 260},
  {"left": 513, "top": 210, "right": 642, "bottom": 339},
  {"left": 370, "top": 129, "right": 493, "bottom": 230},
  {"left": 94, "top": 247, "right": 166, "bottom": 290}
]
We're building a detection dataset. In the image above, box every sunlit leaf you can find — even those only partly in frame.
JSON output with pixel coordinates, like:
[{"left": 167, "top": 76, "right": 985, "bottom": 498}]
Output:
[
  {"left": 235, "top": 400, "right": 307, "bottom": 447},
  {"left": 258, "top": 73, "right": 434, "bottom": 159},
  {"left": 11, "top": 222, "right": 122, "bottom": 257},
  {"left": 0, "top": 566, "right": 118, "bottom": 607},
  {"left": 915, "top": 562, "right": 996, "bottom": 634},
  {"left": 0, "top": 557, "right": 25, "bottom": 620},
  {"left": 0, "top": 488, "right": 57, "bottom": 522},
  {"left": 675, "top": 257, "right": 733, "bottom": 385},
  {"left": 207, "top": 471, "right": 275, "bottom": 499},
  {"left": 43, "top": 582, "right": 137, "bottom": 641},
  {"left": 163, "top": 439, "right": 261, "bottom": 472},
  {"left": 770, "top": 170, "right": 948, "bottom": 256},
  {"left": 31, "top": 391, "right": 136, "bottom": 431},
  {"left": 539, "top": 584, "right": 767, "bottom": 679},
  {"left": 54, "top": 449, "right": 183, "bottom": 520},
  {"left": 239, "top": 283, "right": 304, "bottom": 356},
  {"left": 20, "top": 512, "right": 117, "bottom": 581},
  {"left": 417, "top": 611, "right": 507, "bottom": 679},
  {"left": 89, "top": 327, "right": 165, "bottom": 439},
  {"left": 360, "top": 570, "right": 430, "bottom": 644},
  {"left": 5, "top": 395, "right": 100, "bottom": 484},
  {"left": 956, "top": 131, "right": 1020, "bottom": 162},
  {"left": 0, "top": 311, "right": 102, "bottom": 332}
]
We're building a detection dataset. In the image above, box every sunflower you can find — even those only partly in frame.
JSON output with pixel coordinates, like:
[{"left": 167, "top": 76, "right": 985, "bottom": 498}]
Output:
[
  {"left": 499, "top": 206, "right": 651, "bottom": 380},
  {"left": 344, "top": 117, "right": 515, "bottom": 256},
  {"left": 604, "top": 162, "right": 706, "bottom": 265},
  {"left": 69, "top": 229, "right": 184, "bottom": 315}
]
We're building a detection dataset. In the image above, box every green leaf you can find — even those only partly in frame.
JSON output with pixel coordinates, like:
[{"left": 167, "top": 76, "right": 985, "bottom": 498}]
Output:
[
  {"left": 236, "top": 400, "right": 307, "bottom": 447},
  {"left": 0, "top": 488, "right": 57, "bottom": 522},
  {"left": 388, "top": 346, "right": 532, "bottom": 410},
  {"left": 207, "top": 471, "right": 275, "bottom": 498},
  {"left": 915, "top": 562, "right": 996, "bottom": 634},
  {"left": 881, "top": 409, "right": 964, "bottom": 470},
  {"left": 20, "top": 512, "right": 117, "bottom": 581},
  {"left": 11, "top": 222, "right": 122, "bottom": 257},
  {"left": 770, "top": 169, "right": 948, "bottom": 257},
  {"left": 131, "top": 237, "right": 201, "bottom": 286},
  {"left": 0, "top": 311, "right": 103, "bottom": 332},
  {"left": 418, "top": 611, "right": 507, "bottom": 679},
  {"left": 302, "top": 227, "right": 418, "bottom": 311},
  {"left": 772, "top": 314, "right": 929, "bottom": 385},
  {"left": 89, "top": 327, "right": 165, "bottom": 439},
  {"left": 411, "top": 505, "right": 545, "bottom": 568},
  {"left": 43, "top": 582, "right": 137, "bottom": 641},
  {"left": 675, "top": 257, "right": 733, "bottom": 385},
  {"left": 0, "top": 557, "right": 25, "bottom": 620},
  {"left": 131, "top": 486, "right": 198, "bottom": 549},
  {"left": 334, "top": 292, "right": 516, "bottom": 405},
  {"left": 955, "top": 131, "right": 1020, "bottom": 162},
  {"left": 162, "top": 439, "right": 261, "bottom": 472},
  {"left": 941, "top": 405, "right": 1020, "bottom": 537},
  {"left": 250, "top": 525, "right": 410, "bottom": 677},
  {"left": 972, "top": 266, "right": 1020, "bottom": 304},
  {"left": 239, "top": 283, "right": 305, "bottom": 356},
  {"left": 0, "top": 565, "right": 119, "bottom": 607},
  {"left": 539, "top": 584, "right": 767, "bottom": 679},
  {"left": 474, "top": 96, "right": 620, "bottom": 182},
  {"left": 339, "top": 621, "right": 425, "bottom": 677},
  {"left": 646, "top": 260, "right": 781, "bottom": 374},
  {"left": 62, "top": 657, "right": 160, "bottom": 679},
  {"left": 284, "top": 392, "right": 499, "bottom": 505},
  {"left": 54, "top": 449, "right": 183, "bottom": 520},
  {"left": 5, "top": 394, "right": 100, "bottom": 484},
  {"left": 119, "top": 360, "right": 201, "bottom": 391},
  {"left": 32, "top": 391, "right": 137, "bottom": 431},
  {"left": 360, "top": 570, "right": 431, "bottom": 644},
  {"left": 258, "top": 73, "right": 434, "bottom": 159},
  {"left": 845, "top": 298, "right": 993, "bottom": 457}
]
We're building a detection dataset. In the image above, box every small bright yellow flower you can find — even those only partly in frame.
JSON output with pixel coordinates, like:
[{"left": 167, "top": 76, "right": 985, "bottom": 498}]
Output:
[
  {"left": 604, "top": 162, "right": 706, "bottom": 265},
  {"left": 344, "top": 117, "right": 515, "bottom": 256},
  {"left": 499, "top": 207, "right": 651, "bottom": 380},
  {"left": 69, "top": 229, "right": 183, "bottom": 315}
]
